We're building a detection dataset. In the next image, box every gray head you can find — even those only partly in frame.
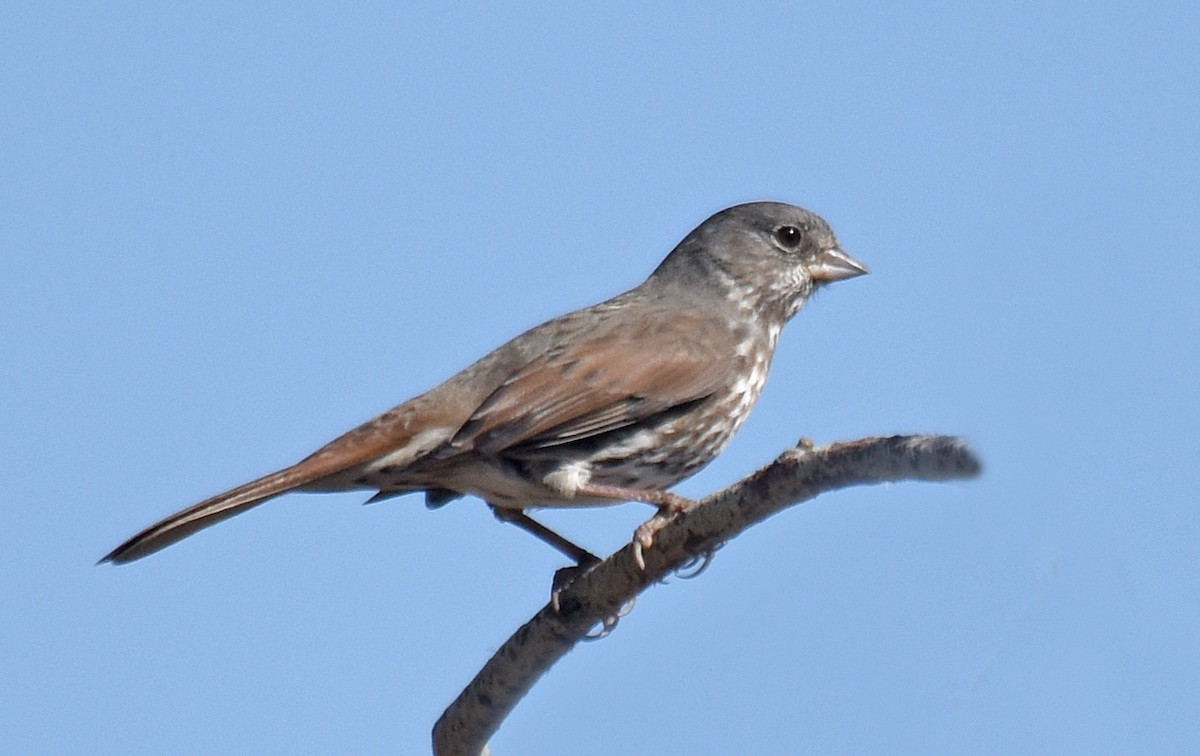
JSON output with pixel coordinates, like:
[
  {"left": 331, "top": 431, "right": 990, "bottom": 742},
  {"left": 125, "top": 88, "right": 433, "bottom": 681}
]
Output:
[{"left": 650, "top": 201, "right": 868, "bottom": 322}]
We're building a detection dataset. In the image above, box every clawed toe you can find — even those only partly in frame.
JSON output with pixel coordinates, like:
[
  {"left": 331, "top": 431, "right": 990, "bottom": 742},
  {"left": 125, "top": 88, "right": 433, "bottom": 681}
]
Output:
[
  {"left": 582, "top": 598, "right": 635, "bottom": 641},
  {"left": 631, "top": 507, "right": 678, "bottom": 570},
  {"left": 550, "top": 557, "right": 600, "bottom": 611},
  {"left": 675, "top": 545, "right": 720, "bottom": 579}
]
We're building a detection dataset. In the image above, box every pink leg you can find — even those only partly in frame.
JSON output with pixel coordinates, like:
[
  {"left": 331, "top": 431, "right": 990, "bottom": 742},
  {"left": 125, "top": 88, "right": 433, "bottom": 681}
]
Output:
[{"left": 573, "top": 483, "right": 697, "bottom": 569}]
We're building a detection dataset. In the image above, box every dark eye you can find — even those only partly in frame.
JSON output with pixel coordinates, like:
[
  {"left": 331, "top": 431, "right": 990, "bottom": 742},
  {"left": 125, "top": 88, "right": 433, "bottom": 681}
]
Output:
[{"left": 774, "top": 225, "right": 804, "bottom": 249}]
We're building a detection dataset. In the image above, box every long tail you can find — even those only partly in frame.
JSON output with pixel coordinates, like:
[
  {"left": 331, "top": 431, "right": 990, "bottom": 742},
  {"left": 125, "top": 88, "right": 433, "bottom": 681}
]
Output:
[
  {"left": 102, "top": 401, "right": 431, "bottom": 564},
  {"left": 100, "top": 465, "right": 324, "bottom": 565}
]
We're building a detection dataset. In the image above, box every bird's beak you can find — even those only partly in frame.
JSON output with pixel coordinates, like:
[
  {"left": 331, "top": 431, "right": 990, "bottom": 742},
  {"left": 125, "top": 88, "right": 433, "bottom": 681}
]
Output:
[{"left": 806, "top": 247, "right": 869, "bottom": 283}]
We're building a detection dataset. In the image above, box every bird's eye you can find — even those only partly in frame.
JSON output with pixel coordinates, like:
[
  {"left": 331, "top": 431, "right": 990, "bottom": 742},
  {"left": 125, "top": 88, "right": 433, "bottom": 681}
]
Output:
[{"left": 774, "top": 225, "right": 804, "bottom": 249}]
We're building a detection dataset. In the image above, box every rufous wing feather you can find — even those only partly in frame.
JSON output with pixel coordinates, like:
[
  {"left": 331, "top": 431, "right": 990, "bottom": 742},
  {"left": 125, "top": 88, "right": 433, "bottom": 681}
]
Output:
[{"left": 454, "top": 311, "right": 737, "bottom": 454}]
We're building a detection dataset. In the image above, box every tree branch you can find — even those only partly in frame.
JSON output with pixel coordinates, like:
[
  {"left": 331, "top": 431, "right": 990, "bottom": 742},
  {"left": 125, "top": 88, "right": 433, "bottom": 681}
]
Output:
[{"left": 432, "top": 434, "right": 982, "bottom": 755}]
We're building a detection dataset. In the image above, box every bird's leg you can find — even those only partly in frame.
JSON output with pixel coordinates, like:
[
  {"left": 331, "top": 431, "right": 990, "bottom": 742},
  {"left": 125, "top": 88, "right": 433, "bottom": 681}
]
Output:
[
  {"left": 490, "top": 506, "right": 602, "bottom": 611},
  {"left": 489, "top": 506, "right": 600, "bottom": 565},
  {"left": 572, "top": 483, "right": 697, "bottom": 570}
]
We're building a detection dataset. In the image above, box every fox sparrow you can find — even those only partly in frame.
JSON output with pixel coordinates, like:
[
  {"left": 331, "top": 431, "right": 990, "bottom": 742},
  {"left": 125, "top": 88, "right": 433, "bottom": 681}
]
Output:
[{"left": 101, "top": 202, "right": 867, "bottom": 567}]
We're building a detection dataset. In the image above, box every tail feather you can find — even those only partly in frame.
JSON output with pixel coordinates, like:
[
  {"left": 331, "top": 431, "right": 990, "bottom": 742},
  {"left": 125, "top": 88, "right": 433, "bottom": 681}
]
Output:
[
  {"left": 100, "top": 465, "right": 320, "bottom": 565},
  {"left": 101, "top": 397, "right": 439, "bottom": 565}
]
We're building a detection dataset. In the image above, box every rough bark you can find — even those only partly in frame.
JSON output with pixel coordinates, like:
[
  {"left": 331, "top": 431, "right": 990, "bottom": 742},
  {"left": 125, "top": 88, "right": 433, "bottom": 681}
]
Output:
[{"left": 432, "top": 434, "right": 982, "bottom": 756}]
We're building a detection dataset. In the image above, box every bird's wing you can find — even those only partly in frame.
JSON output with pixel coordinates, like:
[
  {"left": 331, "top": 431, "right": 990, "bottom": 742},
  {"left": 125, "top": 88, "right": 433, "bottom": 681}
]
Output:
[{"left": 451, "top": 310, "right": 737, "bottom": 455}]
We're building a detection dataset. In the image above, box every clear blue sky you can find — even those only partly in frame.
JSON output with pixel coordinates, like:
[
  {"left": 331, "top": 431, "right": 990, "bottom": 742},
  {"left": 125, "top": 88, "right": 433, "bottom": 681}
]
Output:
[{"left": 3, "top": 3, "right": 1197, "bottom": 754}]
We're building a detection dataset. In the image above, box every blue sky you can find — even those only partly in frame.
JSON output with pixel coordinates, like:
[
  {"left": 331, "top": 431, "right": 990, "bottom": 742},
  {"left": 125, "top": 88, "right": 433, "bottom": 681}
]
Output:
[{"left": 3, "top": 2, "right": 1197, "bottom": 754}]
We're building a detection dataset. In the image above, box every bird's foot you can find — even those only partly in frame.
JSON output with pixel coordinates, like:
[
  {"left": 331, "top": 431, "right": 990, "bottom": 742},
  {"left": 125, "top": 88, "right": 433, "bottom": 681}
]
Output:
[
  {"left": 675, "top": 545, "right": 721, "bottom": 579},
  {"left": 581, "top": 598, "right": 635, "bottom": 641},
  {"left": 550, "top": 554, "right": 601, "bottom": 612},
  {"left": 630, "top": 492, "right": 695, "bottom": 570}
]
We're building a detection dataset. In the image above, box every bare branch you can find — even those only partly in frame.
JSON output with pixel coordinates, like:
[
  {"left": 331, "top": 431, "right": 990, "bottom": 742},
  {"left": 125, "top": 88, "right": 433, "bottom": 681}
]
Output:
[{"left": 432, "top": 434, "right": 981, "bottom": 755}]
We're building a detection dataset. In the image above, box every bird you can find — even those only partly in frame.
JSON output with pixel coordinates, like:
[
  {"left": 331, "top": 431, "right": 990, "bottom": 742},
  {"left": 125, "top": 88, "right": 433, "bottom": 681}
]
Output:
[{"left": 100, "top": 201, "right": 867, "bottom": 568}]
